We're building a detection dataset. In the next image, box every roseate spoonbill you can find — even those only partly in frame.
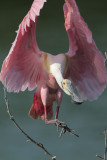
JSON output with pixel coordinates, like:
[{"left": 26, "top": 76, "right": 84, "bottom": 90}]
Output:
[{"left": 0, "top": 0, "right": 107, "bottom": 124}]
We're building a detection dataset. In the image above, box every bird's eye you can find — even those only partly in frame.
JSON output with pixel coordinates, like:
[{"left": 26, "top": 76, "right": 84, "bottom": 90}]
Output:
[
  {"left": 63, "top": 82, "right": 66, "bottom": 86},
  {"left": 61, "top": 81, "right": 66, "bottom": 89}
]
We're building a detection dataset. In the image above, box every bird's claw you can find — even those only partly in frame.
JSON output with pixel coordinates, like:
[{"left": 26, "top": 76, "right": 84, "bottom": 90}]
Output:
[
  {"left": 55, "top": 119, "right": 65, "bottom": 125},
  {"left": 54, "top": 119, "right": 79, "bottom": 138},
  {"left": 54, "top": 119, "right": 65, "bottom": 132}
]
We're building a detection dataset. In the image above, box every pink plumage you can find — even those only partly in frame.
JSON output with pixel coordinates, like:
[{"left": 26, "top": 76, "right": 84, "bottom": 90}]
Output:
[
  {"left": 0, "top": 0, "right": 46, "bottom": 92},
  {"left": 64, "top": 0, "right": 107, "bottom": 100},
  {"left": 0, "top": 0, "right": 106, "bottom": 123}
]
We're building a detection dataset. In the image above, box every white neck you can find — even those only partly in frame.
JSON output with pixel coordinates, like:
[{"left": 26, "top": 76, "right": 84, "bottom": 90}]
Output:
[
  {"left": 50, "top": 66, "right": 64, "bottom": 90},
  {"left": 49, "top": 54, "right": 66, "bottom": 89},
  {"left": 54, "top": 71, "right": 64, "bottom": 89}
]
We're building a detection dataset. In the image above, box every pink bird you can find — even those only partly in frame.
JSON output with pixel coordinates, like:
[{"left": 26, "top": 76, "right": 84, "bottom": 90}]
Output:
[{"left": 0, "top": 0, "right": 107, "bottom": 124}]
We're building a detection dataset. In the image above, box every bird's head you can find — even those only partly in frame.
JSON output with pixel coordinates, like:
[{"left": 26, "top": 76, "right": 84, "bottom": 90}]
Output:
[
  {"left": 62, "top": 79, "right": 72, "bottom": 95},
  {"left": 61, "top": 79, "right": 83, "bottom": 104}
]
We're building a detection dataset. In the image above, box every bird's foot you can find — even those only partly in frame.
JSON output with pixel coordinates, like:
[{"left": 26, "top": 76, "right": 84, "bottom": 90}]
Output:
[
  {"left": 54, "top": 119, "right": 79, "bottom": 137},
  {"left": 54, "top": 119, "right": 65, "bottom": 132},
  {"left": 45, "top": 118, "right": 65, "bottom": 125},
  {"left": 45, "top": 118, "right": 79, "bottom": 137}
]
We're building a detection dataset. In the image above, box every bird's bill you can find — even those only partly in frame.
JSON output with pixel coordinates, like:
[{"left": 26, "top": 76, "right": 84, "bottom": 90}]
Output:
[{"left": 64, "top": 84, "right": 83, "bottom": 104}]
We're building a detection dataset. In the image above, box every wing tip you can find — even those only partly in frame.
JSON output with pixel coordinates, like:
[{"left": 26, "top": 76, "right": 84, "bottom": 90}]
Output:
[{"left": 20, "top": 0, "right": 47, "bottom": 36}]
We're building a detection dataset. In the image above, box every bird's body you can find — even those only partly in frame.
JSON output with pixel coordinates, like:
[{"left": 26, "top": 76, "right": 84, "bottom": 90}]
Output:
[
  {"left": 29, "top": 53, "right": 66, "bottom": 120},
  {"left": 0, "top": 0, "right": 107, "bottom": 124},
  {"left": 42, "top": 53, "right": 66, "bottom": 76}
]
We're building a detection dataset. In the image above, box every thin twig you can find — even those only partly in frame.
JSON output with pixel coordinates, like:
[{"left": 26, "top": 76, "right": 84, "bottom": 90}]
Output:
[
  {"left": 104, "top": 129, "right": 107, "bottom": 160},
  {"left": 96, "top": 155, "right": 106, "bottom": 160},
  {"left": 96, "top": 129, "right": 107, "bottom": 160},
  {"left": 4, "top": 87, "right": 56, "bottom": 160}
]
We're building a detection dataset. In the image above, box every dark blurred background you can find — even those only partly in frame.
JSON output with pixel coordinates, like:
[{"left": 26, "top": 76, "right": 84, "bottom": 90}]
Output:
[{"left": 0, "top": 0, "right": 107, "bottom": 160}]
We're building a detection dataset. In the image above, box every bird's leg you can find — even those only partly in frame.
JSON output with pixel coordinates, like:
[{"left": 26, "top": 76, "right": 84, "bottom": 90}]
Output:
[
  {"left": 41, "top": 86, "right": 79, "bottom": 137},
  {"left": 42, "top": 89, "right": 65, "bottom": 131},
  {"left": 44, "top": 105, "right": 57, "bottom": 124},
  {"left": 54, "top": 89, "right": 65, "bottom": 128},
  {"left": 54, "top": 89, "right": 79, "bottom": 137},
  {"left": 44, "top": 88, "right": 64, "bottom": 125},
  {"left": 41, "top": 86, "right": 63, "bottom": 124},
  {"left": 55, "top": 105, "right": 60, "bottom": 119},
  {"left": 40, "top": 85, "right": 56, "bottom": 124},
  {"left": 55, "top": 88, "right": 63, "bottom": 119}
]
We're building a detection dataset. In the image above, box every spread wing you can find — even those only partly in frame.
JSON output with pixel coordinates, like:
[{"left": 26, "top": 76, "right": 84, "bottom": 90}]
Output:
[
  {"left": 64, "top": 0, "right": 107, "bottom": 101},
  {"left": 0, "top": 0, "right": 47, "bottom": 92}
]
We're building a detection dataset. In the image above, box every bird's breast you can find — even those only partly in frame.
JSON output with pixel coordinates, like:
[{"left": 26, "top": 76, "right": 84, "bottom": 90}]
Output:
[
  {"left": 49, "top": 53, "right": 69, "bottom": 76},
  {"left": 42, "top": 53, "right": 69, "bottom": 75}
]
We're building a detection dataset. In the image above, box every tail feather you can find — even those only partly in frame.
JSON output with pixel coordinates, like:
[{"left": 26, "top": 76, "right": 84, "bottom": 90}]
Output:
[{"left": 29, "top": 104, "right": 38, "bottom": 119}]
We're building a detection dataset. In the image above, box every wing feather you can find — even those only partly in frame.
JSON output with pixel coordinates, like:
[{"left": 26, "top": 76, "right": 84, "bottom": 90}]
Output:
[
  {"left": 64, "top": 0, "right": 107, "bottom": 101},
  {"left": 0, "top": 0, "right": 47, "bottom": 92}
]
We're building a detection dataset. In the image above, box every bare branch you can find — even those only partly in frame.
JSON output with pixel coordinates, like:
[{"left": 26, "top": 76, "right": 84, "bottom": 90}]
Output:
[
  {"left": 4, "top": 87, "right": 56, "bottom": 160},
  {"left": 96, "top": 155, "right": 106, "bottom": 160},
  {"left": 104, "top": 129, "right": 107, "bottom": 160},
  {"left": 96, "top": 129, "right": 107, "bottom": 160}
]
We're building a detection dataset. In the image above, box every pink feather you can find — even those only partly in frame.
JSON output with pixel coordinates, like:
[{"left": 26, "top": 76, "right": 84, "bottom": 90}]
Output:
[
  {"left": 0, "top": 0, "right": 47, "bottom": 92},
  {"left": 64, "top": 0, "right": 107, "bottom": 100},
  {"left": 0, "top": 0, "right": 106, "bottom": 102}
]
